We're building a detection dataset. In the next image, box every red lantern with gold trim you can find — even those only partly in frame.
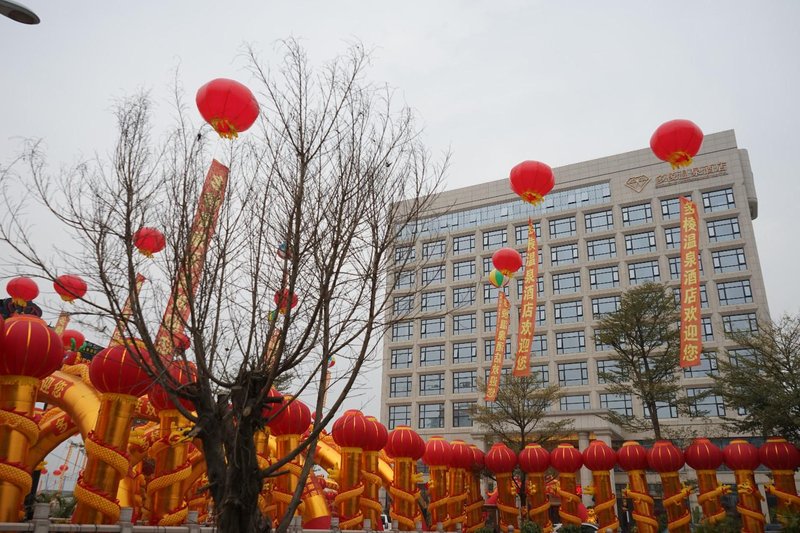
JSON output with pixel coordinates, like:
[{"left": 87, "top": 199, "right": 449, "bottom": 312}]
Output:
[
  {"left": 6, "top": 277, "right": 38, "bottom": 307},
  {"left": 450, "top": 440, "right": 473, "bottom": 469},
  {"left": 0, "top": 315, "right": 63, "bottom": 378},
  {"left": 196, "top": 79, "right": 260, "bottom": 139},
  {"left": 147, "top": 360, "right": 197, "bottom": 411},
  {"left": 423, "top": 436, "right": 453, "bottom": 467},
  {"left": 385, "top": 425, "right": 425, "bottom": 460},
  {"left": 519, "top": 443, "right": 549, "bottom": 473},
  {"left": 133, "top": 227, "right": 166, "bottom": 257},
  {"left": 362, "top": 416, "right": 388, "bottom": 452},
  {"left": 492, "top": 248, "right": 523, "bottom": 277},
  {"left": 53, "top": 274, "right": 87, "bottom": 303},
  {"left": 509, "top": 160, "right": 555, "bottom": 206},
  {"left": 332, "top": 410, "right": 369, "bottom": 448},
  {"left": 274, "top": 289, "right": 299, "bottom": 314},
  {"left": 583, "top": 440, "right": 617, "bottom": 471},
  {"left": 267, "top": 395, "right": 311, "bottom": 436},
  {"left": 685, "top": 438, "right": 726, "bottom": 524},
  {"left": 760, "top": 437, "right": 800, "bottom": 471},
  {"left": 89, "top": 343, "right": 153, "bottom": 397},
  {"left": 650, "top": 119, "right": 704, "bottom": 169},
  {"left": 61, "top": 330, "right": 85, "bottom": 352},
  {"left": 551, "top": 443, "right": 583, "bottom": 473},
  {"left": 685, "top": 438, "right": 724, "bottom": 471},
  {"left": 647, "top": 440, "right": 684, "bottom": 472},
  {"left": 724, "top": 440, "right": 765, "bottom": 531},
  {"left": 617, "top": 441, "right": 648, "bottom": 471},
  {"left": 485, "top": 442, "right": 517, "bottom": 473}
]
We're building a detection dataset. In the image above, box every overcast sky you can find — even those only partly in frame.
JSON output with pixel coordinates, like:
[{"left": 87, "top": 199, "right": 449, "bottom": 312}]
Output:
[{"left": 2, "top": 2, "right": 799, "bottom": 424}]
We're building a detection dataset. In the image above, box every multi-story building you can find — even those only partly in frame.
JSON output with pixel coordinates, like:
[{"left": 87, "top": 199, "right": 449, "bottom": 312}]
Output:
[{"left": 380, "top": 130, "right": 769, "bottom": 456}]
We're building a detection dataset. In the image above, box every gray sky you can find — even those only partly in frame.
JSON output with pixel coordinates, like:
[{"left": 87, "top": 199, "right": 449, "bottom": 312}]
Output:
[{"left": 2, "top": 2, "right": 799, "bottom": 423}]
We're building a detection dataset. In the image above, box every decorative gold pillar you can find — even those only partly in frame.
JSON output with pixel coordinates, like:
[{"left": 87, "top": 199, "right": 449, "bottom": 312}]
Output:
[
  {"left": 0, "top": 376, "right": 40, "bottom": 521},
  {"left": 724, "top": 439, "right": 765, "bottom": 533},
  {"left": 465, "top": 445, "right": 486, "bottom": 533},
  {"left": 255, "top": 429, "right": 276, "bottom": 521},
  {"left": 147, "top": 410, "right": 192, "bottom": 525},
  {"left": 648, "top": 441, "right": 691, "bottom": 533},
  {"left": 360, "top": 449, "right": 384, "bottom": 530},
  {"left": 618, "top": 442, "right": 657, "bottom": 533}
]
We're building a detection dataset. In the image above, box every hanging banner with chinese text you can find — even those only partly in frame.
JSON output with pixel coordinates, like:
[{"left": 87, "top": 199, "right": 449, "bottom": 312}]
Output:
[
  {"left": 485, "top": 291, "right": 511, "bottom": 401},
  {"left": 679, "top": 197, "right": 702, "bottom": 367},
  {"left": 513, "top": 220, "right": 538, "bottom": 376}
]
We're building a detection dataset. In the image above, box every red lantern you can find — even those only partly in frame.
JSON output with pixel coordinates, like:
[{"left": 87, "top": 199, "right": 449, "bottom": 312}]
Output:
[
  {"left": 385, "top": 425, "right": 425, "bottom": 460},
  {"left": 423, "top": 436, "right": 453, "bottom": 467},
  {"left": 509, "top": 160, "right": 555, "bottom": 206},
  {"left": 582, "top": 440, "right": 617, "bottom": 471},
  {"left": 470, "top": 445, "right": 485, "bottom": 469},
  {"left": 650, "top": 119, "right": 704, "bottom": 169},
  {"left": 274, "top": 289, "right": 299, "bottom": 314},
  {"left": 723, "top": 439, "right": 760, "bottom": 471},
  {"left": 40, "top": 469, "right": 47, "bottom": 475},
  {"left": 89, "top": 342, "right": 153, "bottom": 397},
  {"left": 261, "top": 387, "right": 283, "bottom": 419},
  {"left": 332, "top": 409, "right": 369, "bottom": 448},
  {"left": 684, "top": 438, "right": 724, "bottom": 471},
  {"left": 133, "top": 227, "right": 166, "bottom": 257},
  {"left": 550, "top": 443, "right": 583, "bottom": 473},
  {"left": 53, "top": 469, "right": 62, "bottom": 476},
  {"left": 6, "top": 276, "right": 39, "bottom": 306},
  {"left": 617, "top": 441, "right": 649, "bottom": 471},
  {"left": 647, "top": 440, "right": 685, "bottom": 472},
  {"left": 485, "top": 442, "right": 517, "bottom": 473},
  {"left": 332, "top": 409, "right": 363, "bottom": 435},
  {"left": 61, "top": 330, "right": 85, "bottom": 352},
  {"left": 450, "top": 440, "right": 474, "bottom": 469},
  {"left": 362, "top": 416, "right": 389, "bottom": 452},
  {"left": 518, "top": 443, "right": 550, "bottom": 473},
  {"left": 63, "top": 351, "right": 79, "bottom": 365},
  {"left": 53, "top": 274, "right": 87, "bottom": 303},
  {"left": 491, "top": 248, "right": 523, "bottom": 277},
  {"left": 0, "top": 315, "right": 63, "bottom": 378},
  {"left": 759, "top": 437, "right": 800, "bottom": 471},
  {"left": 196, "top": 78, "right": 260, "bottom": 139},
  {"left": 61, "top": 464, "right": 68, "bottom": 471},
  {"left": 267, "top": 395, "right": 311, "bottom": 436},
  {"left": 147, "top": 360, "right": 197, "bottom": 411}
]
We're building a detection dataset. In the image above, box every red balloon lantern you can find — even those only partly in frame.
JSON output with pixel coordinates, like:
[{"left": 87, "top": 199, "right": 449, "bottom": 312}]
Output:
[
  {"left": 267, "top": 396, "right": 311, "bottom": 436},
  {"left": 760, "top": 437, "right": 800, "bottom": 471},
  {"left": 362, "top": 416, "right": 389, "bottom": 452},
  {"left": 485, "top": 442, "right": 517, "bottom": 473},
  {"left": 582, "top": 440, "right": 617, "bottom": 471},
  {"left": 0, "top": 315, "right": 63, "bottom": 378},
  {"left": 89, "top": 342, "right": 153, "bottom": 397},
  {"left": 196, "top": 79, "right": 260, "bottom": 139},
  {"left": 723, "top": 439, "right": 760, "bottom": 471},
  {"left": 617, "top": 441, "right": 649, "bottom": 471},
  {"left": 133, "top": 227, "right": 166, "bottom": 257},
  {"left": 509, "top": 160, "right": 555, "bottom": 206},
  {"left": 332, "top": 410, "right": 369, "bottom": 448},
  {"left": 492, "top": 248, "right": 523, "bottom": 277},
  {"left": 518, "top": 443, "right": 550, "bottom": 473},
  {"left": 470, "top": 444, "right": 485, "bottom": 469},
  {"left": 147, "top": 360, "right": 197, "bottom": 412},
  {"left": 274, "top": 289, "right": 299, "bottom": 314},
  {"left": 650, "top": 119, "right": 704, "bottom": 169},
  {"left": 423, "top": 436, "right": 453, "bottom": 467},
  {"left": 53, "top": 274, "right": 87, "bottom": 303},
  {"left": 550, "top": 443, "right": 583, "bottom": 473},
  {"left": 450, "top": 440, "right": 474, "bottom": 469},
  {"left": 385, "top": 426, "right": 425, "bottom": 460},
  {"left": 685, "top": 438, "right": 724, "bottom": 471},
  {"left": 647, "top": 440, "right": 685, "bottom": 472},
  {"left": 6, "top": 277, "right": 39, "bottom": 306},
  {"left": 62, "top": 330, "right": 85, "bottom": 352}
]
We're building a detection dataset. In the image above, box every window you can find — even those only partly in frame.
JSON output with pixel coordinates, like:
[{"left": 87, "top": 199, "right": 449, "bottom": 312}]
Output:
[
  {"left": 594, "top": 329, "right": 612, "bottom": 351},
  {"left": 395, "top": 245, "right": 416, "bottom": 263},
  {"left": 453, "top": 341, "right": 477, "bottom": 364},
  {"left": 422, "top": 240, "right": 446, "bottom": 259},
  {"left": 702, "top": 316, "right": 713, "bottom": 341},
  {"left": 419, "top": 373, "right": 444, "bottom": 396},
  {"left": 551, "top": 243, "right": 579, "bottom": 266},
  {"left": 668, "top": 256, "right": 704, "bottom": 280},
  {"left": 585, "top": 210, "right": 614, "bottom": 233},
  {"left": 515, "top": 222, "right": 541, "bottom": 243},
  {"left": 728, "top": 348, "right": 757, "bottom": 367},
  {"left": 453, "top": 402, "right": 475, "bottom": 427},
  {"left": 592, "top": 296, "right": 621, "bottom": 318},
  {"left": 684, "top": 352, "right": 718, "bottom": 378},
  {"left": 483, "top": 228, "right": 508, "bottom": 250},
  {"left": 672, "top": 285, "right": 709, "bottom": 308},
  {"left": 392, "top": 321, "right": 413, "bottom": 341},
  {"left": 712, "top": 248, "right": 747, "bottom": 273},
  {"left": 660, "top": 197, "right": 683, "bottom": 220},
  {"left": 420, "top": 345, "right": 444, "bottom": 366},
  {"left": 622, "top": 203, "right": 653, "bottom": 226},
  {"left": 420, "top": 290, "right": 445, "bottom": 312},
  {"left": 531, "top": 364, "right": 550, "bottom": 386},
  {"left": 453, "top": 370, "right": 477, "bottom": 393},
  {"left": 388, "top": 405, "right": 411, "bottom": 429},
  {"left": 722, "top": 313, "right": 758, "bottom": 334},
  {"left": 395, "top": 270, "right": 415, "bottom": 289},
  {"left": 702, "top": 188, "right": 735, "bottom": 213},
  {"left": 482, "top": 256, "right": 494, "bottom": 275},
  {"left": 625, "top": 231, "right": 657, "bottom": 255},
  {"left": 688, "top": 388, "right": 726, "bottom": 417},
  {"left": 556, "top": 330, "right": 586, "bottom": 354},
  {"left": 589, "top": 266, "right": 620, "bottom": 290},
  {"left": 586, "top": 237, "right": 616, "bottom": 261},
  {"left": 549, "top": 216, "right": 577, "bottom": 239},
  {"left": 391, "top": 348, "right": 412, "bottom": 369},
  {"left": 554, "top": 300, "right": 583, "bottom": 324},
  {"left": 483, "top": 283, "right": 509, "bottom": 303},
  {"left": 561, "top": 395, "right": 590, "bottom": 411},
  {"left": 707, "top": 217, "right": 741, "bottom": 242},
  {"left": 553, "top": 271, "right": 581, "bottom": 294},
  {"left": 422, "top": 265, "right": 445, "bottom": 285},
  {"left": 453, "top": 286, "right": 476, "bottom": 308},
  {"left": 453, "top": 313, "right": 476, "bottom": 335},
  {"left": 535, "top": 304, "right": 547, "bottom": 326},
  {"left": 628, "top": 260, "right": 660, "bottom": 284},
  {"left": 664, "top": 227, "right": 681, "bottom": 249},
  {"left": 453, "top": 234, "right": 475, "bottom": 255},
  {"left": 394, "top": 295, "right": 414, "bottom": 315},
  {"left": 596, "top": 360, "right": 620, "bottom": 383},
  {"left": 558, "top": 362, "right": 588, "bottom": 386},
  {"left": 518, "top": 276, "right": 545, "bottom": 299},
  {"left": 389, "top": 376, "right": 412, "bottom": 398},
  {"left": 531, "top": 335, "right": 548, "bottom": 356},
  {"left": 717, "top": 280, "right": 753, "bottom": 305},
  {"left": 600, "top": 393, "right": 633, "bottom": 416},
  {"left": 484, "top": 366, "right": 513, "bottom": 383},
  {"left": 421, "top": 317, "right": 445, "bottom": 339},
  {"left": 453, "top": 260, "right": 476, "bottom": 281},
  {"left": 519, "top": 249, "right": 544, "bottom": 269},
  {"left": 484, "top": 310, "right": 497, "bottom": 331},
  {"left": 418, "top": 403, "right": 444, "bottom": 429},
  {"left": 484, "top": 338, "right": 512, "bottom": 361},
  {"left": 644, "top": 401, "right": 678, "bottom": 419}
]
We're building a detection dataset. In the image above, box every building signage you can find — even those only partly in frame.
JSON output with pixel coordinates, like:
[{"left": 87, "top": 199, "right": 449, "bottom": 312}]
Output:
[{"left": 655, "top": 162, "right": 728, "bottom": 188}]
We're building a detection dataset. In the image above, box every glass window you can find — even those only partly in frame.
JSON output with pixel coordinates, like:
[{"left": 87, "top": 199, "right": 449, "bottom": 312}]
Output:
[
  {"left": 453, "top": 234, "right": 475, "bottom": 255},
  {"left": 664, "top": 226, "right": 681, "bottom": 249},
  {"left": 452, "top": 341, "right": 477, "bottom": 364},
  {"left": 683, "top": 352, "right": 718, "bottom": 378},
  {"left": 625, "top": 231, "right": 657, "bottom": 255},
  {"left": 728, "top": 348, "right": 757, "bottom": 367},
  {"left": 553, "top": 271, "right": 581, "bottom": 294},
  {"left": 589, "top": 266, "right": 620, "bottom": 290},
  {"left": 628, "top": 260, "right": 660, "bottom": 284},
  {"left": 592, "top": 296, "right": 621, "bottom": 318},
  {"left": 484, "top": 366, "right": 513, "bottom": 383},
  {"left": 421, "top": 290, "right": 445, "bottom": 312},
  {"left": 422, "top": 265, "right": 445, "bottom": 285},
  {"left": 551, "top": 243, "right": 579, "bottom": 266},
  {"left": 395, "top": 245, "right": 416, "bottom": 264},
  {"left": 395, "top": 270, "right": 415, "bottom": 289},
  {"left": 594, "top": 329, "right": 612, "bottom": 351},
  {"left": 391, "top": 348, "right": 412, "bottom": 369},
  {"left": 668, "top": 256, "right": 704, "bottom": 280},
  {"left": 484, "top": 338, "right": 512, "bottom": 361},
  {"left": 453, "top": 401, "right": 475, "bottom": 427},
  {"left": 712, "top": 248, "right": 747, "bottom": 273},
  {"left": 531, "top": 334, "right": 548, "bottom": 356},
  {"left": 600, "top": 393, "right": 633, "bottom": 416},
  {"left": 536, "top": 304, "right": 547, "bottom": 326},
  {"left": 483, "top": 310, "right": 497, "bottom": 331},
  {"left": 673, "top": 285, "right": 709, "bottom": 308},
  {"left": 549, "top": 216, "right": 577, "bottom": 239},
  {"left": 622, "top": 203, "right": 653, "bottom": 226},
  {"left": 515, "top": 222, "right": 541, "bottom": 243},
  {"left": 556, "top": 330, "right": 586, "bottom": 354},
  {"left": 453, "top": 260, "right": 476, "bottom": 281},
  {"left": 517, "top": 276, "right": 545, "bottom": 299},
  {"left": 422, "top": 240, "right": 446, "bottom": 259},
  {"left": 421, "top": 317, "right": 445, "bottom": 339},
  {"left": 702, "top": 316, "right": 713, "bottom": 341},
  {"left": 389, "top": 376, "right": 412, "bottom": 398},
  {"left": 722, "top": 313, "right": 758, "bottom": 334},
  {"left": 392, "top": 321, "right": 413, "bottom": 341},
  {"left": 394, "top": 295, "right": 414, "bottom": 315},
  {"left": 388, "top": 405, "right": 411, "bottom": 429},
  {"left": 587, "top": 237, "right": 616, "bottom": 261},
  {"left": 419, "top": 373, "right": 444, "bottom": 396},
  {"left": 585, "top": 210, "right": 614, "bottom": 233},
  {"left": 554, "top": 300, "right": 583, "bottom": 324},
  {"left": 707, "top": 217, "right": 741, "bottom": 242},
  {"left": 483, "top": 228, "right": 508, "bottom": 250},
  {"left": 420, "top": 345, "right": 444, "bottom": 366},
  {"left": 558, "top": 362, "right": 588, "bottom": 386},
  {"left": 717, "top": 280, "right": 753, "bottom": 305},
  {"left": 596, "top": 360, "right": 620, "bottom": 383},
  {"left": 483, "top": 283, "right": 509, "bottom": 304},
  {"left": 688, "top": 388, "right": 726, "bottom": 417},
  {"left": 453, "top": 370, "right": 477, "bottom": 393},
  {"left": 644, "top": 401, "right": 678, "bottom": 419},
  {"left": 660, "top": 197, "right": 684, "bottom": 221},
  {"left": 482, "top": 256, "right": 493, "bottom": 275},
  {"left": 702, "top": 188, "right": 735, "bottom": 213},
  {"left": 531, "top": 364, "right": 550, "bottom": 386},
  {"left": 560, "top": 395, "right": 590, "bottom": 411},
  {"left": 453, "top": 313, "right": 476, "bottom": 335},
  {"left": 453, "top": 286, "right": 476, "bottom": 308},
  {"left": 418, "top": 403, "right": 444, "bottom": 429},
  {"left": 519, "top": 249, "right": 544, "bottom": 270}
]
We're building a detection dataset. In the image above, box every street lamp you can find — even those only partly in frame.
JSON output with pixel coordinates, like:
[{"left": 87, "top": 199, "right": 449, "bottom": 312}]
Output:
[{"left": 0, "top": 0, "right": 39, "bottom": 24}]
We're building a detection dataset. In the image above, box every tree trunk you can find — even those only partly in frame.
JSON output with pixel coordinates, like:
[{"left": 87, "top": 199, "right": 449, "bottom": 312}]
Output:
[{"left": 646, "top": 401, "right": 662, "bottom": 440}]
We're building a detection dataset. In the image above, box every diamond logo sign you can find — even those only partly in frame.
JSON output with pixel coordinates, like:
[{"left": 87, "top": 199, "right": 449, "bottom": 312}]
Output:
[{"left": 625, "top": 175, "right": 651, "bottom": 193}]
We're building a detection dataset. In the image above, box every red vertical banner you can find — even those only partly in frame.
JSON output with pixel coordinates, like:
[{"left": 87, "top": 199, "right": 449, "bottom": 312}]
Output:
[
  {"left": 679, "top": 197, "right": 702, "bottom": 367},
  {"left": 513, "top": 220, "right": 538, "bottom": 376},
  {"left": 485, "top": 291, "right": 511, "bottom": 402},
  {"left": 109, "top": 273, "right": 146, "bottom": 347}
]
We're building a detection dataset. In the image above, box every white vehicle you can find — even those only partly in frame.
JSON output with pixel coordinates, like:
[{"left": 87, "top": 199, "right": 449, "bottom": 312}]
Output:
[
  {"left": 380, "top": 514, "right": 391, "bottom": 530},
  {"left": 552, "top": 523, "right": 599, "bottom": 533}
]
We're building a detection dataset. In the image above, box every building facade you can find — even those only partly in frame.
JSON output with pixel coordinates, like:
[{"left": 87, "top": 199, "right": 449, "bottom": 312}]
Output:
[{"left": 380, "top": 130, "right": 769, "bottom": 453}]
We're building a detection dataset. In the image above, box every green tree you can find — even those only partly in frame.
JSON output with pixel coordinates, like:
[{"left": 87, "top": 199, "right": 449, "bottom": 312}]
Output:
[{"left": 712, "top": 313, "right": 800, "bottom": 442}]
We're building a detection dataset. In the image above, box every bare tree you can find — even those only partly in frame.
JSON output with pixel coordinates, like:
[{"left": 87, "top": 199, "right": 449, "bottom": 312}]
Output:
[{"left": 0, "top": 40, "right": 446, "bottom": 533}]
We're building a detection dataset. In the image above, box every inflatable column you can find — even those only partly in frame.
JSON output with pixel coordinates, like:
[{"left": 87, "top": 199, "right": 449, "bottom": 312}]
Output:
[
  {"left": 647, "top": 440, "right": 691, "bottom": 533},
  {"left": 618, "top": 441, "right": 657, "bottom": 533},
  {"left": 582, "top": 440, "right": 619, "bottom": 532},
  {"left": 551, "top": 443, "right": 583, "bottom": 528},
  {"left": 465, "top": 445, "right": 486, "bottom": 533},
  {"left": 446, "top": 440, "right": 472, "bottom": 530},
  {"left": 724, "top": 440, "right": 765, "bottom": 533},
  {"left": 518, "top": 443, "right": 552, "bottom": 532},
  {"left": 385, "top": 426, "right": 425, "bottom": 531},
  {"left": 360, "top": 417, "right": 388, "bottom": 530},
  {"left": 485, "top": 442, "right": 518, "bottom": 533},
  {"left": 760, "top": 437, "right": 800, "bottom": 523},
  {"left": 685, "top": 438, "right": 727, "bottom": 524},
  {"left": 423, "top": 436, "right": 452, "bottom": 529}
]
